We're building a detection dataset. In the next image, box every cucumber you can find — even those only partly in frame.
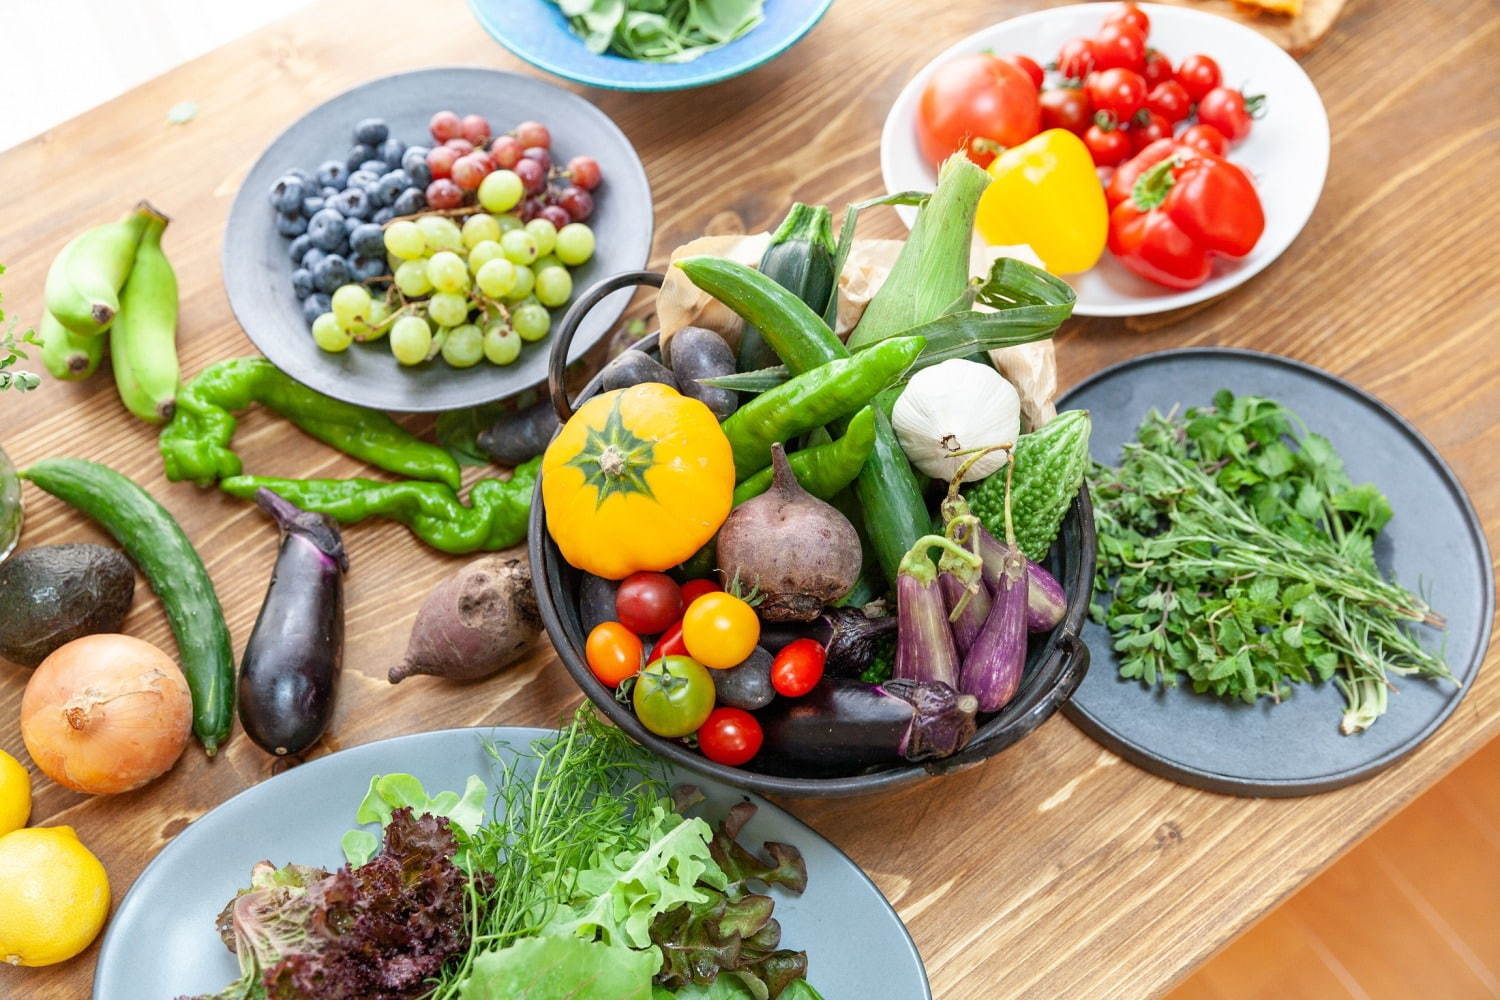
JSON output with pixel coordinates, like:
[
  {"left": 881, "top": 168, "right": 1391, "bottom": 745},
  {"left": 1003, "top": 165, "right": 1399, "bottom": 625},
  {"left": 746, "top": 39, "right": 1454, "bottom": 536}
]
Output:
[
  {"left": 22, "top": 458, "right": 234, "bottom": 754},
  {"left": 737, "top": 203, "right": 836, "bottom": 372}
]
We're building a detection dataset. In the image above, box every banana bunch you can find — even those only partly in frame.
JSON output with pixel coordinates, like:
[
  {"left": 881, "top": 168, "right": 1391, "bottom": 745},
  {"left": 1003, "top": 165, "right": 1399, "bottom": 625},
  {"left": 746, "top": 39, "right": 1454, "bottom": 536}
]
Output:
[{"left": 41, "top": 202, "right": 180, "bottom": 423}]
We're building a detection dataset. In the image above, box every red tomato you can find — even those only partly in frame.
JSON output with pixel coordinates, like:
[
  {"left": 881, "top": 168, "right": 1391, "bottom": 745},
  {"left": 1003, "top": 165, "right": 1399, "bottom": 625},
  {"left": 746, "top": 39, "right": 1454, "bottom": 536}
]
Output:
[
  {"left": 1142, "top": 48, "right": 1173, "bottom": 88},
  {"left": 679, "top": 579, "right": 721, "bottom": 607},
  {"left": 1178, "top": 123, "right": 1229, "bottom": 156},
  {"left": 1087, "top": 68, "right": 1148, "bottom": 122},
  {"left": 1146, "top": 80, "right": 1191, "bottom": 123},
  {"left": 586, "top": 622, "right": 643, "bottom": 688},
  {"left": 1084, "top": 122, "right": 1133, "bottom": 166},
  {"left": 1102, "top": 2, "right": 1151, "bottom": 37},
  {"left": 916, "top": 52, "right": 1041, "bottom": 168},
  {"left": 1131, "top": 110, "right": 1172, "bottom": 151},
  {"left": 647, "top": 620, "right": 688, "bottom": 665},
  {"left": 1175, "top": 54, "right": 1222, "bottom": 102},
  {"left": 1056, "top": 37, "right": 1097, "bottom": 80},
  {"left": 1093, "top": 22, "right": 1147, "bottom": 72},
  {"left": 615, "top": 572, "right": 683, "bottom": 635},
  {"left": 770, "top": 639, "right": 826, "bottom": 698},
  {"left": 1039, "top": 86, "right": 1093, "bottom": 135},
  {"left": 1000, "top": 53, "right": 1045, "bottom": 90},
  {"left": 697, "top": 708, "right": 764, "bottom": 767},
  {"left": 1197, "top": 87, "right": 1258, "bottom": 143}
]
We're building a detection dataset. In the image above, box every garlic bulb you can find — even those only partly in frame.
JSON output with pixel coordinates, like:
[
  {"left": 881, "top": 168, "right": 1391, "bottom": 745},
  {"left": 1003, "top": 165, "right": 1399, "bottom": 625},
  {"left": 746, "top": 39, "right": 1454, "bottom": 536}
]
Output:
[{"left": 891, "top": 359, "right": 1021, "bottom": 482}]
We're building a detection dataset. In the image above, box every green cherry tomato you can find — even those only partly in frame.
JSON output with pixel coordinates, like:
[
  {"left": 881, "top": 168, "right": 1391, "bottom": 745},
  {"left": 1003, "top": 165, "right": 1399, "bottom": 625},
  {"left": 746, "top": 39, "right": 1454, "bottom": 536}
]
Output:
[{"left": 633, "top": 655, "right": 715, "bottom": 738}]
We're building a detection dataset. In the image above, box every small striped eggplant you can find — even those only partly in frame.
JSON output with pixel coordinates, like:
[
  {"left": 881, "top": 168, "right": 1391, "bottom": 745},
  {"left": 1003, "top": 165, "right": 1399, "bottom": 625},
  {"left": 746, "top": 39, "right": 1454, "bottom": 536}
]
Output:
[
  {"left": 894, "top": 534, "right": 981, "bottom": 687},
  {"left": 757, "top": 607, "right": 899, "bottom": 677},
  {"left": 973, "top": 523, "right": 1066, "bottom": 633},
  {"left": 960, "top": 536, "right": 1028, "bottom": 713},
  {"left": 939, "top": 518, "right": 992, "bottom": 657}
]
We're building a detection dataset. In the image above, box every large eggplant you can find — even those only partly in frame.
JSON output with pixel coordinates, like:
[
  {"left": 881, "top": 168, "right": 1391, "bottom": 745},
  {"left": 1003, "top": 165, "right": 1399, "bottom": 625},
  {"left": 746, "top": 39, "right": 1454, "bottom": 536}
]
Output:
[
  {"left": 756, "top": 677, "right": 979, "bottom": 775},
  {"left": 238, "top": 488, "right": 347, "bottom": 757},
  {"left": 757, "top": 607, "right": 898, "bottom": 677}
]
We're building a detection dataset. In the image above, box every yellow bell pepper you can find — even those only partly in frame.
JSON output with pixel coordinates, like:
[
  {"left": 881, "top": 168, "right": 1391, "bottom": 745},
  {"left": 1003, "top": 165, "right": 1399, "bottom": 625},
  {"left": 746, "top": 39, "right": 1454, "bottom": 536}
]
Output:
[{"left": 974, "top": 128, "right": 1108, "bottom": 275}]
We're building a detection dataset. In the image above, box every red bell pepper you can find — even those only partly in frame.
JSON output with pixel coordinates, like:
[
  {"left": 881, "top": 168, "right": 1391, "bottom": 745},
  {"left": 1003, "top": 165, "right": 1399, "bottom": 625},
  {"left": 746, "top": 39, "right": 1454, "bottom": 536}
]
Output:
[{"left": 1106, "top": 143, "right": 1265, "bottom": 290}]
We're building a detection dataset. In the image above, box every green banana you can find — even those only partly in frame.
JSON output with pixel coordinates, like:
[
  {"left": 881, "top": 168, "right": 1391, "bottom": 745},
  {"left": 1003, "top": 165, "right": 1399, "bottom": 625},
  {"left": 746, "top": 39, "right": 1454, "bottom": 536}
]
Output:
[
  {"left": 45, "top": 203, "right": 155, "bottom": 336},
  {"left": 39, "top": 310, "right": 104, "bottom": 380},
  {"left": 110, "top": 211, "right": 179, "bottom": 423}
]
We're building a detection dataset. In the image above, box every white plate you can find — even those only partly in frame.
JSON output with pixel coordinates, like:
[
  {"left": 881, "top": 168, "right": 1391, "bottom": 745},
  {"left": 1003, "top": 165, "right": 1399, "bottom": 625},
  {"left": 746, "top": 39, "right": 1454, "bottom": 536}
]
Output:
[{"left": 880, "top": 3, "right": 1330, "bottom": 317}]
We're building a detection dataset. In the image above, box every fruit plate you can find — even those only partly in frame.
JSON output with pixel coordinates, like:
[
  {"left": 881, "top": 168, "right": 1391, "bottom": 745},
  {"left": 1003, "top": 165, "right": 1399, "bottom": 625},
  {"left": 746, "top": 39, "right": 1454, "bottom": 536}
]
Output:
[
  {"left": 879, "top": 3, "right": 1330, "bottom": 318},
  {"left": 467, "top": 0, "right": 834, "bottom": 92},
  {"left": 1061, "top": 348, "right": 1493, "bottom": 796},
  {"left": 223, "top": 67, "right": 652, "bottom": 413},
  {"left": 94, "top": 726, "right": 933, "bottom": 998}
]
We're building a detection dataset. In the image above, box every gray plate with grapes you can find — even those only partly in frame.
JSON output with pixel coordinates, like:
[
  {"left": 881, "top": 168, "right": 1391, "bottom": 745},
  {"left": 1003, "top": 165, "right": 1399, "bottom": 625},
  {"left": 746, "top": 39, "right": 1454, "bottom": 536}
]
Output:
[
  {"left": 1060, "top": 348, "right": 1492, "bottom": 797},
  {"left": 223, "top": 67, "right": 652, "bottom": 413}
]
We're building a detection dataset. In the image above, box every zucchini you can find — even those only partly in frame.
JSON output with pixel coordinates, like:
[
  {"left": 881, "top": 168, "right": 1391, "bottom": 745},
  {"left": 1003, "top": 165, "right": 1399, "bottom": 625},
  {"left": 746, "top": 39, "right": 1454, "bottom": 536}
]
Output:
[
  {"left": 22, "top": 458, "right": 235, "bottom": 754},
  {"left": 737, "top": 203, "right": 836, "bottom": 372}
]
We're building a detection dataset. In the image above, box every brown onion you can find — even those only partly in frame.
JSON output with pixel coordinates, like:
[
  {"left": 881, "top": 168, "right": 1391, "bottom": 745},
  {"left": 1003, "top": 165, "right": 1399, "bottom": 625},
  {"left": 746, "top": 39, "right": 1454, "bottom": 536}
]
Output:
[{"left": 21, "top": 634, "right": 192, "bottom": 795}]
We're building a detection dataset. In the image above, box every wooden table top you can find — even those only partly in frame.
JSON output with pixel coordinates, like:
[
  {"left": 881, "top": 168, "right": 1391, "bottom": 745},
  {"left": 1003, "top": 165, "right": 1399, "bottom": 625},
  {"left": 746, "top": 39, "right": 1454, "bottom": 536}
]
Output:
[{"left": 2, "top": 0, "right": 1496, "bottom": 996}]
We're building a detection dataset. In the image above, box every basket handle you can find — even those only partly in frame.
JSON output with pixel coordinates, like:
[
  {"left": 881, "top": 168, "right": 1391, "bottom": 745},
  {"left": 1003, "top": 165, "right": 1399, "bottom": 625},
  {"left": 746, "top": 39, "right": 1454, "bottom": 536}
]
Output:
[{"left": 548, "top": 269, "right": 665, "bottom": 423}]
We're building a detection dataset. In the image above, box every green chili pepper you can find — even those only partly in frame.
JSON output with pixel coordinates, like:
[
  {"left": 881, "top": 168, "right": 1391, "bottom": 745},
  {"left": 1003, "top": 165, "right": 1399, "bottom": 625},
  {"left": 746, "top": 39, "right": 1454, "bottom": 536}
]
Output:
[
  {"left": 160, "top": 358, "right": 461, "bottom": 490},
  {"left": 733, "top": 406, "right": 876, "bottom": 505},
  {"left": 219, "top": 457, "right": 540, "bottom": 554},
  {"left": 721, "top": 336, "right": 923, "bottom": 479}
]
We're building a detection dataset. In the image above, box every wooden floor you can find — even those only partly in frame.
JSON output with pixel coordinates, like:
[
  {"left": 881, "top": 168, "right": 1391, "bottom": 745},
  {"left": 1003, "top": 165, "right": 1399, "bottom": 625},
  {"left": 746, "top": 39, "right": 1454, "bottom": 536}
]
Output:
[{"left": 1170, "top": 737, "right": 1500, "bottom": 999}]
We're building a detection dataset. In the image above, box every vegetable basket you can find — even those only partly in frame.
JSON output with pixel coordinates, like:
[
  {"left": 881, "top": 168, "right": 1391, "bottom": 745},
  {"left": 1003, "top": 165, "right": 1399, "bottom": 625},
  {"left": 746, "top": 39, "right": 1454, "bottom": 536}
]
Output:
[{"left": 530, "top": 271, "right": 1097, "bottom": 798}]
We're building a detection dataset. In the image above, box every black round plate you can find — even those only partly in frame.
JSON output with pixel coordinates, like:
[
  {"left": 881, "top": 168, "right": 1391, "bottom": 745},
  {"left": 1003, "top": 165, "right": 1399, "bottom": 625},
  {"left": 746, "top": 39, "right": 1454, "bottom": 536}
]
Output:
[
  {"left": 1060, "top": 348, "right": 1493, "bottom": 797},
  {"left": 222, "top": 67, "right": 652, "bottom": 413}
]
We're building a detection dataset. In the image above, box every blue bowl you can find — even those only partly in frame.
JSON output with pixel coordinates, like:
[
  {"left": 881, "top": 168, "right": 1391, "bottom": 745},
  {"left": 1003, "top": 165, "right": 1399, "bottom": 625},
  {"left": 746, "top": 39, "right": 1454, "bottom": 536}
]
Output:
[{"left": 467, "top": 0, "right": 834, "bottom": 91}]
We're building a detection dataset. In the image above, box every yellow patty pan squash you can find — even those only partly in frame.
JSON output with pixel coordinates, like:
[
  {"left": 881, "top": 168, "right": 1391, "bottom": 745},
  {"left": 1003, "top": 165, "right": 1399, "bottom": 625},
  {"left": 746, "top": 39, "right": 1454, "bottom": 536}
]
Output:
[{"left": 542, "top": 382, "right": 735, "bottom": 580}]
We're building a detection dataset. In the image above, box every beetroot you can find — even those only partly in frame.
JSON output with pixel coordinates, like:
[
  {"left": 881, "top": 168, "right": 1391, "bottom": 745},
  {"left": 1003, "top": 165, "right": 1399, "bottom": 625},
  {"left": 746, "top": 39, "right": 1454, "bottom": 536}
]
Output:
[{"left": 389, "top": 555, "right": 541, "bottom": 683}]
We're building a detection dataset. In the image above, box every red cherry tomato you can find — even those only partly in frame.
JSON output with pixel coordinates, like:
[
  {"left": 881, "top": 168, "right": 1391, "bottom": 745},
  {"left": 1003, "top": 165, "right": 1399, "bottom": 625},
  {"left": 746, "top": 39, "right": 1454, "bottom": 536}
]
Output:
[
  {"left": 1197, "top": 87, "right": 1258, "bottom": 143},
  {"left": 1087, "top": 68, "right": 1148, "bottom": 122},
  {"left": 1175, "top": 54, "right": 1222, "bottom": 103},
  {"left": 1000, "top": 53, "right": 1045, "bottom": 89},
  {"left": 1178, "top": 123, "right": 1229, "bottom": 156},
  {"left": 679, "top": 578, "right": 721, "bottom": 608},
  {"left": 616, "top": 572, "right": 683, "bottom": 635},
  {"left": 647, "top": 620, "right": 688, "bottom": 665},
  {"left": 586, "top": 622, "right": 643, "bottom": 688},
  {"left": 1131, "top": 110, "right": 1172, "bottom": 151},
  {"left": 1102, "top": 2, "right": 1151, "bottom": 37},
  {"left": 916, "top": 52, "right": 1041, "bottom": 168},
  {"left": 1056, "top": 37, "right": 1097, "bottom": 80},
  {"left": 1146, "top": 80, "right": 1191, "bottom": 123},
  {"left": 770, "top": 639, "right": 826, "bottom": 698},
  {"left": 1039, "top": 86, "right": 1093, "bottom": 135},
  {"left": 1084, "top": 122, "right": 1133, "bottom": 167},
  {"left": 1093, "top": 22, "right": 1147, "bottom": 73},
  {"left": 1141, "top": 48, "right": 1174, "bottom": 88},
  {"left": 697, "top": 707, "right": 764, "bottom": 767}
]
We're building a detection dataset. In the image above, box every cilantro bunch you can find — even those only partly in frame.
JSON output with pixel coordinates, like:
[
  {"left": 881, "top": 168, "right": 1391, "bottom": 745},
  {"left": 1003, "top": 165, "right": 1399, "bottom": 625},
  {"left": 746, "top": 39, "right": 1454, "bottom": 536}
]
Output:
[{"left": 1090, "top": 391, "right": 1449, "bottom": 734}]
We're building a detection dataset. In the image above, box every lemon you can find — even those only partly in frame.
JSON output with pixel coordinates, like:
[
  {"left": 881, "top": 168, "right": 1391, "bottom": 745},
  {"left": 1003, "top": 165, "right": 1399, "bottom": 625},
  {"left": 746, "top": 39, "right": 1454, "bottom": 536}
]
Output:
[
  {"left": 0, "top": 826, "right": 110, "bottom": 966},
  {"left": 0, "top": 750, "right": 28, "bottom": 836}
]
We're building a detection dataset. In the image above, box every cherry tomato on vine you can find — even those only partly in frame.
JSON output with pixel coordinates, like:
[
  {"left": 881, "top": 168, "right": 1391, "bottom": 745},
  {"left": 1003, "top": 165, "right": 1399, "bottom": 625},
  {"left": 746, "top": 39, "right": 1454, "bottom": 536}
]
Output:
[
  {"left": 1000, "top": 53, "right": 1045, "bottom": 89},
  {"left": 1040, "top": 87, "right": 1093, "bottom": 135},
  {"left": 615, "top": 572, "right": 683, "bottom": 635},
  {"left": 1084, "top": 122, "right": 1132, "bottom": 166},
  {"left": 1197, "top": 87, "right": 1259, "bottom": 143},
  {"left": 697, "top": 707, "right": 764, "bottom": 766},
  {"left": 586, "top": 622, "right": 643, "bottom": 688},
  {"left": 1102, "top": 2, "right": 1150, "bottom": 37},
  {"left": 916, "top": 52, "right": 1041, "bottom": 168},
  {"left": 1174, "top": 53, "right": 1222, "bottom": 102},
  {"left": 682, "top": 592, "right": 761, "bottom": 670},
  {"left": 633, "top": 655, "right": 715, "bottom": 738},
  {"left": 771, "top": 639, "right": 826, "bottom": 698},
  {"left": 1056, "top": 37, "right": 1097, "bottom": 79},
  {"left": 647, "top": 620, "right": 688, "bottom": 665},
  {"left": 1087, "top": 68, "right": 1148, "bottom": 122},
  {"left": 679, "top": 578, "right": 721, "bottom": 608},
  {"left": 1092, "top": 22, "right": 1147, "bottom": 72},
  {"left": 1131, "top": 110, "right": 1173, "bottom": 151},
  {"left": 1146, "top": 80, "right": 1191, "bottom": 123},
  {"left": 1178, "top": 123, "right": 1229, "bottom": 156},
  {"left": 1141, "top": 48, "right": 1174, "bottom": 88}
]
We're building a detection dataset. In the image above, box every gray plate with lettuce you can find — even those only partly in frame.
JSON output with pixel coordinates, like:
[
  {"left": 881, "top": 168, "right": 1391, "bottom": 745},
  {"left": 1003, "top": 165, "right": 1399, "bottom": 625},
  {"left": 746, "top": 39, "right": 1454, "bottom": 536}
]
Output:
[{"left": 95, "top": 717, "right": 931, "bottom": 999}]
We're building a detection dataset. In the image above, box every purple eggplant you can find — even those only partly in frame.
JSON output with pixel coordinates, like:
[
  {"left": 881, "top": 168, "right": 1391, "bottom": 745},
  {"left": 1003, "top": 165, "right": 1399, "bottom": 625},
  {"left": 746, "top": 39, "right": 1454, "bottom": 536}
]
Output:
[
  {"left": 960, "top": 538, "right": 1028, "bottom": 713},
  {"left": 757, "top": 677, "right": 979, "bottom": 774},
  {"left": 894, "top": 534, "right": 981, "bottom": 687},
  {"left": 936, "top": 529, "right": 991, "bottom": 656},
  {"left": 757, "top": 607, "right": 898, "bottom": 677},
  {"left": 973, "top": 524, "right": 1066, "bottom": 633},
  {"left": 238, "top": 488, "right": 347, "bottom": 757}
]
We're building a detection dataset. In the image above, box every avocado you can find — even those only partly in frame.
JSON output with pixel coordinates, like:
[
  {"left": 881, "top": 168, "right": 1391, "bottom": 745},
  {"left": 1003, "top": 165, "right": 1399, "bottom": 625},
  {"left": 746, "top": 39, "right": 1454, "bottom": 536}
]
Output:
[{"left": 0, "top": 543, "right": 136, "bottom": 667}]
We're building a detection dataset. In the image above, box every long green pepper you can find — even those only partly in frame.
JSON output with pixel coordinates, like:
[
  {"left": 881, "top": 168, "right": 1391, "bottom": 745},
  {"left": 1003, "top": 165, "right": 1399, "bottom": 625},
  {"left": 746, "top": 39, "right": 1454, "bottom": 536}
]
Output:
[{"left": 732, "top": 406, "right": 876, "bottom": 505}]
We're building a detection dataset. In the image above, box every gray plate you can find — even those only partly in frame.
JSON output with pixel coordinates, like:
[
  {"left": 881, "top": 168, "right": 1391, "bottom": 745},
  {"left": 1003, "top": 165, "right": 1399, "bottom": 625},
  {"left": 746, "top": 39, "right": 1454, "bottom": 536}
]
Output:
[
  {"left": 222, "top": 67, "right": 652, "bottom": 413},
  {"left": 94, "top": 727, "right": 931, "bottom": 998},
  {"left": 1060, "top": 348, "right": 1493, "bottom": 796}
]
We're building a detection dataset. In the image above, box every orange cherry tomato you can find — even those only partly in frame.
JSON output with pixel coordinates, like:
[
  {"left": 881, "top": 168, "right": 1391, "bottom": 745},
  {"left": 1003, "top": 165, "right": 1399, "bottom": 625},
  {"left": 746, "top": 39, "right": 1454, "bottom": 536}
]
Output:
[{"left": 586, "top": 622, "right": 643, "bottom": 687}]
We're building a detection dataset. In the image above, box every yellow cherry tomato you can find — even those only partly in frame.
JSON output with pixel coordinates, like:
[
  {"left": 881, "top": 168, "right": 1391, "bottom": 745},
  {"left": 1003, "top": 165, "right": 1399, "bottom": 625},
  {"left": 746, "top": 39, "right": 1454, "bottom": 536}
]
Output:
[{"left": 682, "top": 592, "right": 761, "bottom": 670}]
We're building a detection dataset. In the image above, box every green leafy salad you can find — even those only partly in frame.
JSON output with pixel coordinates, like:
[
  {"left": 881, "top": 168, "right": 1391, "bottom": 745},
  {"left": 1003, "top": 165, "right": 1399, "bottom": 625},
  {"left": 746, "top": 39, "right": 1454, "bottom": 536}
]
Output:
[
  {"left": 549, "top": 0, "right": 766, "bottom": 63},
  {"left": 190, "top": 709, "right": 823, "bottom": 1000}
]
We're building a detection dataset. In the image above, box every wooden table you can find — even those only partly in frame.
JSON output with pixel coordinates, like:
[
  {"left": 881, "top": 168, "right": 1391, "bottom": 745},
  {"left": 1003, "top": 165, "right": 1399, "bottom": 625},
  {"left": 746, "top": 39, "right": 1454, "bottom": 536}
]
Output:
[{"left": 2, "top": 0, "right": 1496, "bottom": 996}]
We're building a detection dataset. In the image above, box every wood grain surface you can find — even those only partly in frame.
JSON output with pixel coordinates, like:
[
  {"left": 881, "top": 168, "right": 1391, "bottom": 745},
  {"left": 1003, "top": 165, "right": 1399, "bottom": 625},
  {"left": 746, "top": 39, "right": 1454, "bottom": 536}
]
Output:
[
  {"left": 1, "top": 0, "right": 1496, "bottom": 996},
  {"left": 1149, "top": 0, "right": 1348, "bottom": 54}
]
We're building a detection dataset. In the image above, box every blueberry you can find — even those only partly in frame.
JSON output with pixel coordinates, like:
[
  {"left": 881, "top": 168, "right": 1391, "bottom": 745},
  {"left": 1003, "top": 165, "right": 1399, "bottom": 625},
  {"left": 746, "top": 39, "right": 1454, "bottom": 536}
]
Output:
[
  {"left": 291, "top": 267, "right": 314, "bottom": 298},
  {"left": 330, "top": 188, "right": 372, "bottom": 221},
  {"left": 391, "top": 187, "right": 426, "bottom": 216},
  {"left": 350, "top": 254, "right": 386, "bottom": 282},
  {"left": 353, "top": 118, "right": 389, "bottom": 146},
  {"left": 268, "top": 175, "right": 305, "bottom": 213},
  {"left": 302, "top": 293, "right": 332, "bottom": 325},
  {"left": 312, "top": 254, "right": 351, "bottom": 294},
  {"left": 315, "top": 160, "right": 349, "bottom": 190},
  {"left": 307, "top": 209, "right": 346, "bottom": 252},
  {"left": 301, "top": 196, "right": 325, "bottom": 218},
  {"left": 346, "top": 143, "right": 378, "bottom": 170},
  {"left": 402, "top": 146, "right": 431, "bottom": 187},
  {"left": 347, "top": 168, "right": 381, "bottom": 190},
  {"left": 302, "top": 247, "right": 328, "bottom": 271},
  {"left": 286, "top": 167, "right": 312, "bottom": 183},
  {"left": 373, "top": 207, "right": 395, "bottom": 225},
  {"left": 359, "top": 159, "right": 388, "bottom": 176},
  {"left": 287, "top": 233, "right": 312, "bottom": 263},
  {"left": 320, "top": 185, "right": 341, "bottom": 199},
  {"left": 275, "top": 211, "right": 308, "bottom": 238},
  {"left": 374, "top": 169, "right": 410, "bottom": 206},
  {"left": 378, "top": 137, "right": 406, "bottom": 167},
  {"left": 350, "top": 222, "right": 387, "bottom": 257}
]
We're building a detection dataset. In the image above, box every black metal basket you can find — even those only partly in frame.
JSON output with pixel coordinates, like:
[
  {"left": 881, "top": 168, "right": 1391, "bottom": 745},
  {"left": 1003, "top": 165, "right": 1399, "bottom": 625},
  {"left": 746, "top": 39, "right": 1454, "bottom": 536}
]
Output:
[{"left": 529, "top": 271, "right": 1097, "bottom": 797}]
